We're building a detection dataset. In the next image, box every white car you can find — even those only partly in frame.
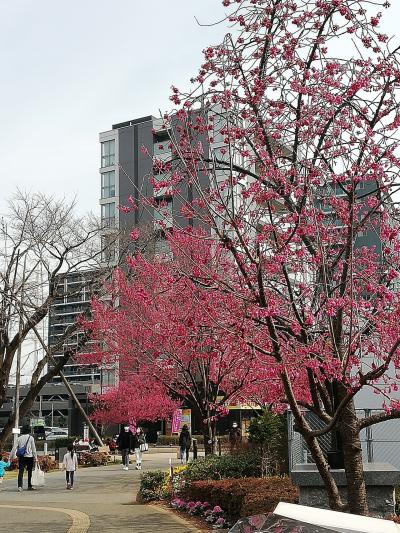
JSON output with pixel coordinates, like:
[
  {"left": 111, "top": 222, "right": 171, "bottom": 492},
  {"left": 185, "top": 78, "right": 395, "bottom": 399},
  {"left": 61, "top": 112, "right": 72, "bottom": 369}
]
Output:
[{"left": 45, "top": 429, "right": 68, "bottom": 441}]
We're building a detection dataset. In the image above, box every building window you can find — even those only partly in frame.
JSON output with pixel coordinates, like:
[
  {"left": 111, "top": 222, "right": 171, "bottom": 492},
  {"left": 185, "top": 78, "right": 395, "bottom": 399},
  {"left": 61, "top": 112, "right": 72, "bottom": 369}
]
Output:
[
  {"left": 101, "top": 202, "right": 115, "bottom": 228},
  {"left": 101, "top": 235, "right": 116, "bottom": 262},
  {"left": 101, "top": 139, "right": 115, "bottom": 167},
  {"left": 101, "top": 368, "right": 116, "bottom": 390},
  {"left": 154, "top": 197, "right": 173, "bottom": 228},
  {"left": 357, "top": 228, "right": 369, "bottom": 238},
  {"left": 101, "top": 171, "right": 115, "bottom": 198}
]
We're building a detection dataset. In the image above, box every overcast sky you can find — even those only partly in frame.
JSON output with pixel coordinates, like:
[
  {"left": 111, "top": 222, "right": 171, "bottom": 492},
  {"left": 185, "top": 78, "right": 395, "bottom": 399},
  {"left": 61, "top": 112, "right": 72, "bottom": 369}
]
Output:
[
  {"left": 0, "top": 0, "right": 227, "bottom": 216},
  {"left": 1, "top": 1, "right": 400, "bottom": 218}
]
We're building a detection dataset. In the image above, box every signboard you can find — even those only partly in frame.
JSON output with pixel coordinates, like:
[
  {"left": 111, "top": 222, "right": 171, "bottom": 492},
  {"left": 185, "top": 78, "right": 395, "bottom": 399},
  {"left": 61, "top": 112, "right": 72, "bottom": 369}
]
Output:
[
  {"left": 181, "top": 408, "right": 191, "bottom": 432},
  {"left": 83, "top": 424, "right": 89, "bottom": 442},
  {"left": 172, "top": 409, "right": 182, "bottom": 433},
  {"left": 172, "top": 408, "right": 191, "bottom": 433}
]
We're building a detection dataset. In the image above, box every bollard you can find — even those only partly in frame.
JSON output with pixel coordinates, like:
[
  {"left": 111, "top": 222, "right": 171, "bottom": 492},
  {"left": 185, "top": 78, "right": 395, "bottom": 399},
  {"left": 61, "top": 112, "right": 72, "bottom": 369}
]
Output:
[
  {"left": 192, "top": 438, "right": 198, "bottom": 460},
  {"left": 44, "top": 443, "right": 48, "bottom": 456}
]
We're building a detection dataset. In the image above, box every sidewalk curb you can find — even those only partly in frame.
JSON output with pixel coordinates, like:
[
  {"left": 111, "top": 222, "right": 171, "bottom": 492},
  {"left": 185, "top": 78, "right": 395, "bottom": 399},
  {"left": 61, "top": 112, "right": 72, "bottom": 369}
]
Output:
[
  {"left": 0, "top": 504, "right": 90, "bottom": 533},
  {"left": 148, "top": 503, "right": 203, "bottom": 532}
]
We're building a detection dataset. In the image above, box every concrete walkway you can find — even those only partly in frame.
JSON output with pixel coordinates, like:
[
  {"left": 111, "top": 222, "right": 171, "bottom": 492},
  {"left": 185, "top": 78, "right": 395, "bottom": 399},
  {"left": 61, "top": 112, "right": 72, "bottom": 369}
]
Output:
[{"left": 0, "top": 453, "right": 200, "bottom": 532}]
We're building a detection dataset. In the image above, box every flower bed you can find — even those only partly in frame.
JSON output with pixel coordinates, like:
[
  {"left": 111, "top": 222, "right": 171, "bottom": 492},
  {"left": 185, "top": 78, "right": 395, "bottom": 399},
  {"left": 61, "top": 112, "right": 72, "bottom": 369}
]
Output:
[
  {"left": 138, "top": 455, "right": 298, "bottom": 529},
  {"left": 183, "top": 477, "right": 299, "bottom": 519},
  {"left": 1, "top": 453, "right": 57, "bottom": 472},
  {"left": 171, "top": 498, "right": 231, "bottom": 529},
  {"left": 78, "top": 451, "right": 109, "bottom": 467}
]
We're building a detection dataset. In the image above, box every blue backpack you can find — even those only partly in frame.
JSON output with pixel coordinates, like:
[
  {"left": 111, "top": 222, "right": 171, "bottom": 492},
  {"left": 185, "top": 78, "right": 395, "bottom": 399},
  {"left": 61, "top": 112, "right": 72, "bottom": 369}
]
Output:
[{"left": 16, "top": 436, "right": 31, "bottom": 458}]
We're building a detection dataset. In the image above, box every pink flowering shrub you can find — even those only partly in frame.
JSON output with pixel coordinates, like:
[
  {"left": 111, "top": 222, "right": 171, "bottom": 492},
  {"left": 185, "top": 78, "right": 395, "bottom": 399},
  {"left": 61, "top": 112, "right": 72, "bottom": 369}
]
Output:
[{"left": 171, "top": 498, "right": 230, "bottom": 528}]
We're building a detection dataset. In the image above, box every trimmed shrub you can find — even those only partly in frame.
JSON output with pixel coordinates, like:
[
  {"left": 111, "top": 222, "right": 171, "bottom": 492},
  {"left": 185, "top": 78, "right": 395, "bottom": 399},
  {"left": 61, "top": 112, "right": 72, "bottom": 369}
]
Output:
[
  {"left": 184, "top": 477, "right": 298, "bottom": 519},
  {"left": 156, "top": 434, "right": 230, "bottom": 446},
  {"left": 78, "top": 451, "right": 109, "bottom": 466},
  {"left": 2, "top": 453, "right": 56, "bottom": 472},
  {"left": 37, "top": 455, "right": 57, "bottom": 472},
  {"left": 157, "top": 434, "right": 205, "bottom": 446},
  {"left": 138, "top": 470, "right": 168, "bottom": 502},
  {"left": 183, "top": 452, "right": 261, "bottom": 482}
]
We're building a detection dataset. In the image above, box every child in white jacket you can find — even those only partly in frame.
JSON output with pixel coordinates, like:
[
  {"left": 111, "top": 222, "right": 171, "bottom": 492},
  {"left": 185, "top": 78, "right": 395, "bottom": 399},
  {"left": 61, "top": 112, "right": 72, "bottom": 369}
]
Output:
[{"left": 62, "top": 445, "right": 78, "bottom": 490}]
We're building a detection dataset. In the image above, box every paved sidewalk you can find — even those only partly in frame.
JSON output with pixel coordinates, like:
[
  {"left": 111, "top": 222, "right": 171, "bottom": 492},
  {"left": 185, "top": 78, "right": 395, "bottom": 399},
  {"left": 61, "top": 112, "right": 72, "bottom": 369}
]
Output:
[{"left": 0, "top": 453, "right": 200, "bottom": 532}]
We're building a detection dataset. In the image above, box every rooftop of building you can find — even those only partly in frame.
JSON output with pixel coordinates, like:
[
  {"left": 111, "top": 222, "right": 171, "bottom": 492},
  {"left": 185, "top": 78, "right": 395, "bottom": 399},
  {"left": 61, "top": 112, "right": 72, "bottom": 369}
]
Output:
[{"left": 112, "top": 115, "right": 154, "bottom": 130}]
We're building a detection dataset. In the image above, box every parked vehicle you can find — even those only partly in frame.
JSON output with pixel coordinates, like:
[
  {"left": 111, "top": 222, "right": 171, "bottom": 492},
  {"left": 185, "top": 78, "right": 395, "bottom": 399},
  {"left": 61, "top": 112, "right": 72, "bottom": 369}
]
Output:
[
  {"left": 45, "top": 426, "right": 67, "bottom": 437},
  {"left": 46, "top": 429, "right": 69, "bottom": 441}
]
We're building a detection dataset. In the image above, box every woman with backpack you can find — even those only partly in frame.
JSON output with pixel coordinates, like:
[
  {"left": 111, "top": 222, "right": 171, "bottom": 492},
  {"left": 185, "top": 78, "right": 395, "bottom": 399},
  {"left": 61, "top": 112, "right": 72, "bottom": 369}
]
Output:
[
  {"left": 62, "top": 444, "right": 78, "bottom": 490},
  {"left": 10, "top": 425, "right": 38, "bottom": 492}
]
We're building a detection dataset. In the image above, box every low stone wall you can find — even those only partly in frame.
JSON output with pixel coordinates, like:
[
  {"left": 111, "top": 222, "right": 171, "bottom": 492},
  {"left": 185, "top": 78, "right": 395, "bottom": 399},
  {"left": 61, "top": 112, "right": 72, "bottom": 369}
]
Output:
[{"left": 291, "top": 463, "right": 400, "bottom": 518}]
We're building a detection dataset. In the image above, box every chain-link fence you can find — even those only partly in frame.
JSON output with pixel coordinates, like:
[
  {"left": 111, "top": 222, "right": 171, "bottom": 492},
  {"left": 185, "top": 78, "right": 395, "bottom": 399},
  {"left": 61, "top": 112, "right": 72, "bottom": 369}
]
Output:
[{"left": 288, "top": 409, "right": 400, "bottom": 472}]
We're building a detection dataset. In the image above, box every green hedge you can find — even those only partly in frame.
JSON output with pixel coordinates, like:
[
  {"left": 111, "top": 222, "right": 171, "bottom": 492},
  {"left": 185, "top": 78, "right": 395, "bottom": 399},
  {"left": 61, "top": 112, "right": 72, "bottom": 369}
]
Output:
[
  {"left": 157, "top": 434, "right": 230, "bottom": 446},
  {"left": 157, "top": 434, "right": 206, "bottom": 446},
  {"left": 183, "top": 452, "right": 261, "bottom": 482}
]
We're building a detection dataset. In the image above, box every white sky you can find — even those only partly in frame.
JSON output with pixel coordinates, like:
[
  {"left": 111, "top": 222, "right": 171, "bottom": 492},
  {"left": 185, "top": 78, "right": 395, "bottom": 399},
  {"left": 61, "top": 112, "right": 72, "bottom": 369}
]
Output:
[
  {"left": 1, "top": 1, "right": 399, "bottom": 217},
  {"left": 0, "top": 0, "right": 227, "bottom": 216}
]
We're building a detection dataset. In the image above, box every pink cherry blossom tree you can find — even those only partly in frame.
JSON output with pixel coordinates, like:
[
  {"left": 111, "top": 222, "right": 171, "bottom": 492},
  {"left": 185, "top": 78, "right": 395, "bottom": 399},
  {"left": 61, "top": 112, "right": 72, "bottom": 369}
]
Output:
[
  {"left": 144, "top": 0, "right": 400, "bottom": 515},
  {"left": 85, "top": 242, "right": 260, "bottom": 454}
]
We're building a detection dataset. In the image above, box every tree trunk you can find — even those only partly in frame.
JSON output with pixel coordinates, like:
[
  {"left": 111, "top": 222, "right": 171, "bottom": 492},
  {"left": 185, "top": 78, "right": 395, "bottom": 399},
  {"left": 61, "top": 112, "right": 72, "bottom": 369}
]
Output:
[
  {"left": 305, "top": 433, "right": 345, "bottom": 511},
  {"left": 202, "top": 418, "right": 216, "bottom": 455},
  {"left": 338, "top": 398, "right": 369, "bottom": 515},
  {"left": 0, "top": 415, "right": 15, "bottom": 451}
]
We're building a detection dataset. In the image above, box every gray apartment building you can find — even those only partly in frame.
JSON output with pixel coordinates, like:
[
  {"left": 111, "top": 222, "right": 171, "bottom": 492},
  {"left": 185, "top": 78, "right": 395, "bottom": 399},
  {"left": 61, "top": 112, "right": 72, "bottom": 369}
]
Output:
[
  {"left": 100, "top": 116, "right": 180, "bottom": 263},
  {"left": 48, "top": 271, "right": 100, "bottom": 385},
  {"left": 98, "top": 111, "right": 232, "bottom": 263}
]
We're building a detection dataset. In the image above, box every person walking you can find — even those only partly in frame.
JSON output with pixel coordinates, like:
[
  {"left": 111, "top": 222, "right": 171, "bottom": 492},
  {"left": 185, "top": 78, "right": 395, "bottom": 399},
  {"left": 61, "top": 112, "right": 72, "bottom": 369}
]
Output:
[
  {"left": 116, "top": 424, "right": 134, "bottom": 471},
  {"left": 179, "top": 425, "right": 191, "bottom": 464},
  {"left": 62, "top": 444, "right": 78, "bottom": 490},
  {"left": 10, "top": 425, "right": 37, "bottom": 492},
  {"left": 132, "top": 427, "right": 146, "bottom": 470},
  {"left": 0, "top": 453, "right": 10, "bottom": 490},
  {"left": 229, "top": 422, "right": 241, "bottom": 454}
]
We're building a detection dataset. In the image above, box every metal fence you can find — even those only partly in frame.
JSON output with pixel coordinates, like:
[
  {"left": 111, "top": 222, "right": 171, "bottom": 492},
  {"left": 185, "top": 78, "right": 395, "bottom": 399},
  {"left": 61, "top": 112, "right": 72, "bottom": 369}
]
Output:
[{"left": 288, "top": 409, "right": 400, "bottom": 472}]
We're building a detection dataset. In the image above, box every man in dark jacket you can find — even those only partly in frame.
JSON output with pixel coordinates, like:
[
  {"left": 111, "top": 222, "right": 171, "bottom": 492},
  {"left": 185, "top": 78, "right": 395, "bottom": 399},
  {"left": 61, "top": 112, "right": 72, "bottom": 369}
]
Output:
[
  {"left": 116, "top": 425, "right": 134, "bottom": 470},
  {"left": 179, "top": 425, "right": 191, "bottom": 464}
]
